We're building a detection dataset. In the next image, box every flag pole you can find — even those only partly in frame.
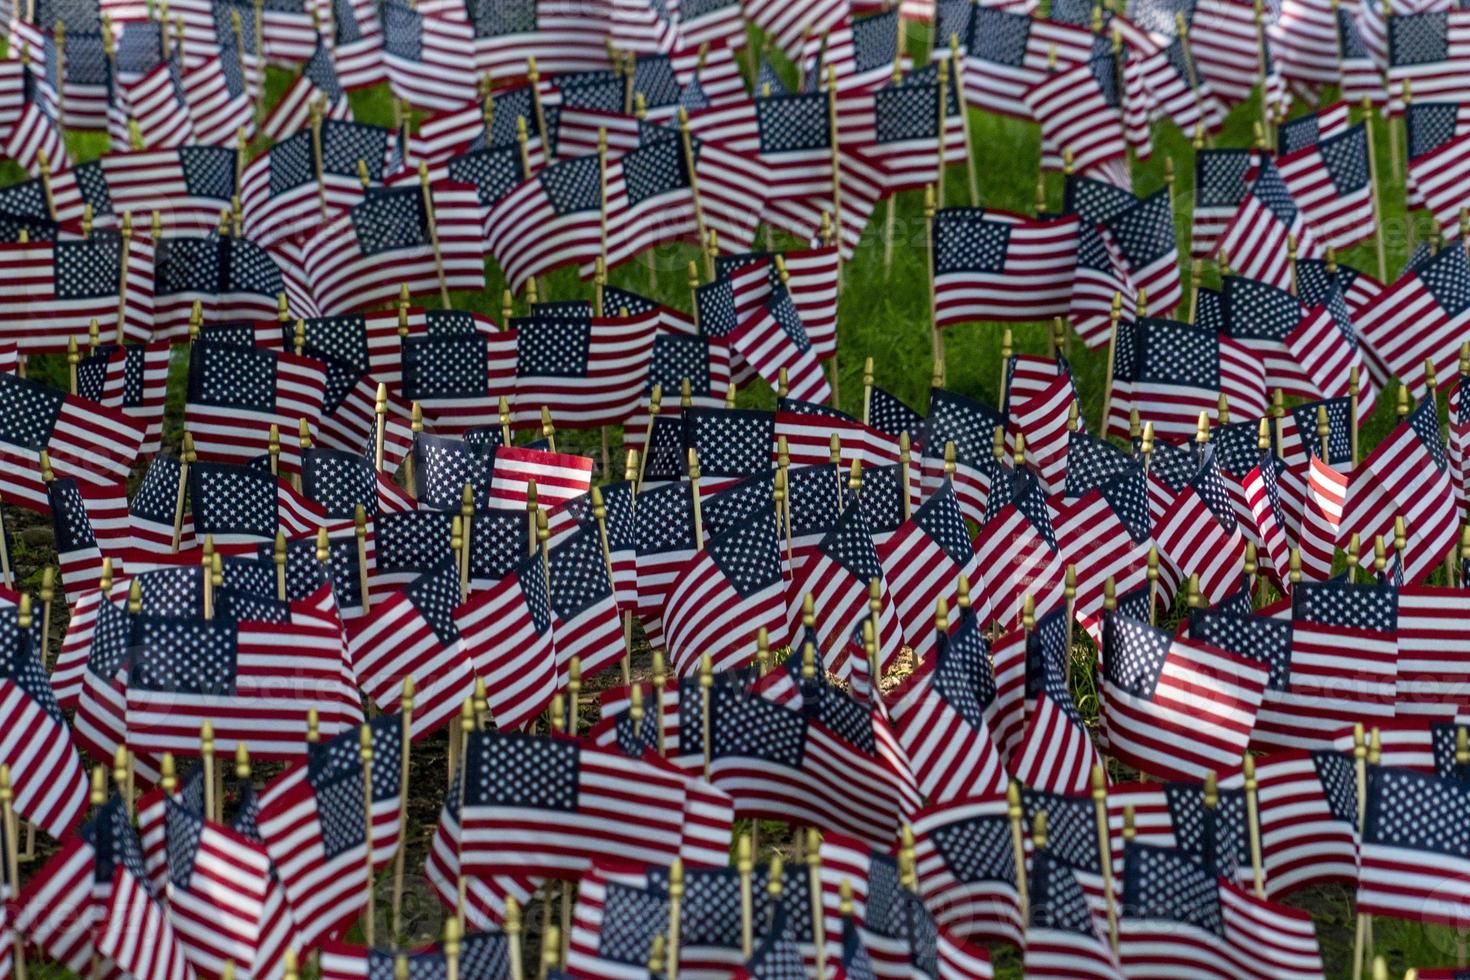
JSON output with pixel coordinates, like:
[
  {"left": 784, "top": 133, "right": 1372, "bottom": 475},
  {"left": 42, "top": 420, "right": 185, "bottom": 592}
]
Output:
[
  {"left": 805, "top": 829, "right": 826, "bottom": 978},
  {"left": 591, "top": 487, "right": 631, "bottom": 686},
  {"left": 998, "top": 328, "right": 1013, "bottom": 410},
  {"left": 525, "top": 480, "right": 539, "bottom": 557},
  {"left": 637, "top": 383, "right": 661, "bottom": 493},
  {"left": 460, "top": 484, "right": 474, "bottom": 600},
  {"left": 171, "top": 432, "right": 194, "bottom": 552},
  {"left": 0, "top": 765, "right": 25, "bottom": 980},
  {"left": 1006, "top": 781, "right": 1029, "bottom": 922},
  {"left": 1360, "top": 97, "right": 1389, "bottom": 281},
  {"left": 826, "top": 66, "right": 844, "bottom": 288},
  {"left": 1243, "top": 753, "right": 1266, "bottom": 897},
  {"left": 1174, "top": 14, "right": 1208, "bottom": 144},
  {"left": 882, "top": 54, "right": 905, "bottom": 274},
  {"left": 950, "top": 34, "right": 979, "bottom": 206},
  {"left": 359, "top": 724, "right": 376, "bottom": 946},
  {"left": 700, "top": 652, "right": 714, "bottom": 779},
  {"left": 926, "top": 185, "right": 941, "bottom": 380},
  {"left": 115, "top": 212, "right": 132, "bottom": 345},
  {"left": 666, "top": 859, "right": 684, "bottom": 978},
  {"left": 689, "top": 449, "right": 705, "bottom": 549},
  {"left": 677, "top": 108, "right": 715, "bottom": 281},
  {"left": 1088, "top": 765, "right": 1120, "bottom": 952},
  {"left": 310, "top": 100, "right": 328, "bottom": 220},
  {"left": 526, "top": 59, "right": 553, "bottom": 164},
  {"left": 651, "top": 651, "right": 667, "bottom": 755},
  {"left": 738, "top": 833, "right": 754, "bottom": 957},
  {"left": 417, "top": 163, "right": 452, "bottom": 308},
  {"left": 1102, "top": 293, "right": 1122, "bottom": 434},
  {"left": 1351, "top": 723, "right": 1374, "bottom": 980},
  {"left": 1349, "top": 365, "right": 1360, "bottom": 464}
]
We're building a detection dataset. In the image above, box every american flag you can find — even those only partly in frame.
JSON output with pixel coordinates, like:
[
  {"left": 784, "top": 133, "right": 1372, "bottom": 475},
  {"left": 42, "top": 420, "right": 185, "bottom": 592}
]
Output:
[
  {"left": 301, "top": 180, "right": 485, "bottom": 316},
  {"left": 1216, "top": 158, "right": 1321, "bottom": 291},
  {"left": 1387, "top": 9, "right": 1470, "bottom": 109},
  {"left": 908, "top": 796, "right": 1024, "bottom": 949},
  {"left": 1283, "top": 285, "right": 1378, "bottom": 420},
  {"left": 486, "top": 153, "right": 606, "bottom": 294},
  {"left": 455, "top": 551, "right": 555, "bottom": 731},
  {"left": 400, "top": 331, "right": 518, "bottom": 436},
  {"left": 990, "top": 607, "right": 1067, "bottom": 756},
  {"left": 633, "top": 481, "right": 697, "bottom": 648},
  {"left": 0, "top": 228, "right": 155, "bottom": 352},
  {"left": 1024, "top": 59, "right": 1129, "bottom": 183},
  {"left": 1338, "top": 8, "right": 1385, "bottom": 107},
  {"left": 1190, "top": 591, "right": 1396, "bottom": 751},
  {"left": 1298, "top": 452, "right": 1349, "bottom": 581},
  {"left": 1276, "top": 102, "right": 1353, "bottom": 156},
  {"left": 159, "top": 798, "right": 300, "bottom": 980},
  {"left": 0, "top": 371, "right": 145, "bottom": 515},
  {"left": 94, "top": 144, "right": 239, "bottom": 236},
  {"left": 681, "top": 407, "right": 774, "bottom": 495},
  {"left": 711, "top": 676, "right": 905, "bottom": 846},
  {"left": 48, "top": 474, "right": 130, "bottom": 602},
  {"left": 1342, "top": 399, "right": 1458, "bottom": 581},
  {"left": 1111, "top": 317, "right": 1268, "bottom": 442},
  {"left": 793, "top": 498, "right": 904, "bottom": 683},
  {"left": 933, "top": 209, "right": 1079, "bottom": 325},
  {"left": 974, "top": 467, "right": 1067, "bottom": 626},
  {"left": 73, "top": 340, "right": 170, "bottom": 456},
  {"left": 876, "top": 478, "right": 979, "bottom": 663},
  {"left": 924, "top": 388, "right": 1008, "bottom": 525},
  {"left": 511, "top": 309, "right": 658, "bottom": 429},
  {"left": 1152, "top": 445, "right": 1247, "bottom": 603},
  {"left": 1102, "top": 613, "right": 1269, "bottom": 781},
  {"left": 1101, "top": 188, "right": 1181, "bottom": 319},
  {"left": 727, "top": 285, "right": 831, "bottom": 405},
  {"left": 187, "top": 461, "right": 325, "bottom": 551},
  {"left": 465, "top": 0, "right": 613, "bottom": 82},
  {"left": 13, "top": 833, "right": 100, "bottom": 975},
  {"left": 959, "top": 8, "right": 1095, "bottom": 119},
  {"left": 379, "top": 0, "right": 477, "bottom": 110},
  {"left": 489, "top": 444, "right": 594, "bottom": 513},
  {"left": 565, "top": 863, "right": 669, "bottom": 980},
  {"left": 1277, "top": 122, "right": 1376, "bottom": 251},
  {"left": 1250, "top": 749, "right": 1360, "bottom": 898},
  {"left": 1009, "top": 372, "right": 1078, "bottom": 496},
  {"left": 664, "top": 509, "right": 786, "bottom": 677},
  {"left": 1269, "top": 0, "right": 1344, "bottom": 86},
  {"left": 1191, "top": 148, "right": 1259, "bottom": 259},
  {"left": 0, "top": 614, "right": 88, "bottom": 837},
  {"left": 117, "top": 58, "right": 194, "bottom": 150},
  {"left": 1357, "top": 241, "right": 1470, "bottom": 399},
  {"left": 852, "top": 65, "right": 967, "bottom": 191},
  {"left": 1357, "top": 763, "right": 1470, "bottom": 929},
  {"left": 261, "top": 40, "right": 351, "bottom": 143},
  {"left": 1, "top": 62, "right": 68, "bottom": 179},
  {"left": 410, "top": 433, "right": 492, "bottom": 518},
  {"left": 887, "top": 612, "right": 1006, "bottom": 805},
  {"left": 346, "top": 556, "right": 476, "bottom": 741},
  {"left": 184, "top": 340, "right": 328, "bottom": 477},
  {"left": 1117, "top": 842, "right": 1326, "bottom": 980},
  {"left": 455, "top": 728, "right": 687, "bottom": 878},
  {"left": 1181, "top": 0, "right": 1280, "bottom": 107},
  {"left": 255, "top": 714, "right": 405, "bottom": 950},
  {"left": 623, "top": 332, "right": 732, "bottom": 455},
  {"left": 154, "top": 235, "right": 289, "bottom": 339},
  {"left": 719, "top": 247, "right": 841, "bottom": 363},
  {"left": 1241, "top": 451, "right": 1293, "bottom": 585},
  {"left": 178, "top": 47, "right": 256, "bottom": 146},
  {"left": 321, "top": 933, "right": 508, "bottom": 980},
  {"left": 94, "top": 794, "right": 197, "bottom": 980},
  {"left": 547, "top": 524, "right": 626, "bottom": 682},
  {"left": 1390, "top": 585, "right": 1470, "bottom": 720},
  {"left": 125, "top": 609, "right": 355, "bottom": 759},
  {"left": 370, "top": 513, "right": 457, "bottom": 595},
  {"left": 744, "top": 0, "right": 847, "bottom": 59},
  {"left": 1024, "top": 847, "right": 1125, "bottom": 980},
  {"left": 238, "top": 119, "right": 390, "bottom": 251},
  {"left": 319, "top": 0, "right": 388, "bottom": 88}
]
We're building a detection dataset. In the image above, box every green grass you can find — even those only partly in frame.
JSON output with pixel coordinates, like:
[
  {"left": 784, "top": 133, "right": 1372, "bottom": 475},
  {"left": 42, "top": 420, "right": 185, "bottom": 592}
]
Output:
[{"left": 23, "top": 30, "right": 1465, "bottom": 979}]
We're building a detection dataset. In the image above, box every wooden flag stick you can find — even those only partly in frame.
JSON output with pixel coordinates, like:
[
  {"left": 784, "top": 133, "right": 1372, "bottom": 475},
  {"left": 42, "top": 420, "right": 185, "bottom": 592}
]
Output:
[
  {"left": 1088, "top": 765, "right": 1119, "bottom": 951},
  {"left": 505, "top": 898, "right": 524, "bottom": 980},
  {"left": 114, "top": 211, "right": 133, "bottom": 344},
  {"left": 651, "top": 652, "right": 667, "bottom": 754},
  {"left": 805, "top": 828, "right": 826, "bottom": 978},
  {"left": 700, "top": 653, "right": 714, "bottom": 778},
  {"left": 1007, "top": 781, "right": 1029, "bottom": 922},
  {"left": 676, "top": 108, "right": 715, "bottom": 281},
  {"left": 359, "top": 723, "right": 376, "bottom": 946},
  {"left": 416, "top": 163, "right": 452, "bottom": 308},
  {"left": 925, "top": 185, "right": 941, "bottom": 381},
  {"left": 738, "top": 833, "right": 754, "bottom": 957},
  {"left": 1243, "top": 753, "right": 1266, "bottom": 897},
  {"left": 1359, "top": 98, "right": 1389, "bottom": 281},
  {"left": 826, "top": 66, "right": 844, "bottom": 286},
  {"left": 1174, "top": 14, "right": 1208, "bottom": 144},
  {"left": 355, "top": 505, "right": 372, "bottom": 613},
  {"left": 309, "top": 100, "right": 329, "bottom": 220},
  {"left": 460, "top": 484, "right": 474, "bottom": 600},
  {"left": 200, "top": 721, "right": 216, "bottom": 822},
  {"left": 526, "top": 59, "right": 553, "bottom": 164},
  {"left": 666, "top": 859, "right": 684, "bottom": 979},
  {"left": 689, "top": 449, "right": 705, "bottom": 549},
  {"left": 1351, "top": 723, "right": 1370, "bottom": 980},
  {"left": 948, "top": 34, "right": 980, "bottom": 205},
  {"left": 0, "top": 765, "right": 25, "bottom": 980},
  {"left": 589, "top": 487, "right": 631, "bottom": 685},
  {"left": 38, "top": 566, "right": 53, "bottom": 671}
]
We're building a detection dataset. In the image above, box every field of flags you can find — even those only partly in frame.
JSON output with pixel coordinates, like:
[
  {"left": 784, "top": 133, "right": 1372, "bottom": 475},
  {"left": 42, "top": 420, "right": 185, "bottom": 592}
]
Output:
[{"left": 5, "top": 0, "right": 1470, "bottom": 977}]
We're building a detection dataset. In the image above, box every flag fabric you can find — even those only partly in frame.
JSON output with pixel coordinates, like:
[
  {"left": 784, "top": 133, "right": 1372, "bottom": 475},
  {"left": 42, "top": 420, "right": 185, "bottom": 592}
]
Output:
[
  {"left": 1024, "top": 846, "right": 1124, "bottom": 980},
  {"left": 908, "top": 796, "right": 1024, "bottom": 949},
  {"left": 48, "top": 475, "right": 131, "bottom": 602},
  {"left": 94, "top": 794, "right": 198, "bottom": 980},
  {"left": 1387, "top": 9, "right": 1470, "bottom": 110},
  {"left": 346, "top": 556, "right": 476, "bottom": 741},
  {"left": 184, "top": 341, "right": 328, "bottom": 477},
  {"left": 455, "top": 552, "right": 556, "bottom": 732},
  {"left": 255, "top": 715, "right": 405, "bottom": 951},
  {"left": 1191, "top": 148, "right": 1259, "bottom": 259},
  {"left": 729, "top": 280, "right": 833, "bottom": 405},
  {"left": 1151, "top": 445, "right": 1247, "bottom": 603},
  {"left": 664, "top": 509, "right": 787, "bottom": 677},
  {"left": 876, "top": 478, "right": 980, "bottom": 664},
  {"left": 380, "top": 0, "right": 478, "bottom": 110},
  {"left": 1215, "top": 158, "right": 1322, "bottom": 291},
  {"left": 187, "top": 461, "right": 325, "bottom": 551},
  {"left": 0, "top": 372, "right": 146, "bottom": 515},
  {"left": 933, "top": 209, "right": 1079, "bottom": 325},
  {"left": 1276, "top": 123, "right": 1377, "bottom": 251},
  {"left": 0, "top": 229, "right": 156, "bottom": 353},
  {"left": 959, "top": 9, "right": 1095, "bottom": 119},
  {"left": 1024, "top": 59, "right": 1129, "bottom": 183},
  {"left": 1100, "top": 188, "right": 1182, "bottom": 319},
  {"left": 1356, "top": 241, "right": 1470, "bottom": 398},
  {"left": 301, "top": 181, "right": 486, "bottom": 315},
  {"left": 261, "top": 40, "right": 352, "bottom": 143},
  {"left": 1357, "top": 764, "right": 1470, "bottom": 928},
  {"left": 486, "top": 154, "right": 606, "bottom": 293},
  {"left": 511, "top": 310, "right": 659, "bottom": 429},
  {"left": 1102, "top": 613, "right": 1270, "bottom": 781},
  {"left": 973, "top": 467, "right": 1067, "bottom": 627},
  {"left": 1341, "top": 399, "right": 1457, "bottom": 582}
]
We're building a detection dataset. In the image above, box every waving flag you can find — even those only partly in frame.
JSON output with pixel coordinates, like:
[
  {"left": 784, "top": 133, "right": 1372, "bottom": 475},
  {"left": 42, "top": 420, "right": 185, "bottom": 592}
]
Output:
[
  {"left": 1277, "top": 123, "right": 1376, "bottom": 250},
  {"left": 933, "top": 209, "right": 1079, "bottom": 325},
  {"left": 184, "top": 340, "right": 328, "bottom": 477},
  {"left": 511, "top": 309, "right": 658, "bottom": 429},
  {"left": 1102, "top": 613, "right": 1269, "bottom": 781},
  {"left": 877, "top": 479, "right": 980, "bottom": 663}
]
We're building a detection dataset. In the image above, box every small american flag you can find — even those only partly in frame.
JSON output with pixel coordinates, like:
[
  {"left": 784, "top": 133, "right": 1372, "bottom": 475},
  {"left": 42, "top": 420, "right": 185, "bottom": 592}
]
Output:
[
  {"left": 380, "top": 0, "right": 477, "bottom": 110},
  {"left": 1024, "top": 59, "right": 1129, "bottom": 184},
  {"left": 1111, "top": 317, "right": 1268, "bottom": 442},
  {"left": 1216, "top": 159, "right": 1322, "bottom": 292},
  {"left": 975, "top": 467, "right": 1067, "bottom": 627},
  {"left": 924, "top": 387, "right": 1009, "bottom": 524},
  {"left": 188, "top": 460, "right": 325, "bottom": 551},
  {"left": 1250, "top": 750, "right": 1360, "bottom": 897},
  {"left": 487, "top": 154, "right": 605, "bottom": 293},
  {"left": 908, "top": 796, "right": 1024, "bottom": 949},
  {"left": 933, "top": 209, "right": 1079, "bottom": 325},
  {"left": 1387, "top": 10, "right": 1470, "bottom": 110},
  {"left": 94, "top": 794, "right": 197, "bottom": 980},
  {"left": 125, "top": 609, "right": 356, "bottom": 759},
  {"left": 0, "top": 372, "right": 145, "bottom": 515},
  {"left": 255, "top": 714, "right": 405, "bottom": 950},
  {"left": 1277, "top": 123, "right": 1376, "bottom": 251},
  {"left": 887, "top": 610, "right": 1005, "bottom": 804},
  {"left": 0, "top": 614, "right": 88, "bottom": 837},
  {"left": 455, "top": 552, "right": 555, "bottom": 731},
  {"left": 116, "top": 57, "right": 194, "bottom": 150},
  {"left": 511, "top": 309, "right": 659, "bottom": 429},
  {"left": 346, "top": 556, "right": 476, "bottom": 740},
  {"left": 633, "top": 481, "right": 697, "bottom": 648},
  {"left": 730, "top": 281, "right": 832, "bottom": 405},
  {"left": 1102, "top": 613, "right": 1269, "bottom": 781},
  {"left": 1117, "top": 842, "right": 1325, "bottom": 980},
  {"left": 1191, "top": 148, "right": 1258, "bottom": 259},
  {"left": 160, "top": 798, "right": 300, "bottom": 980},
  {"left": 301, "top": 180, "right": 486, "bottom": 316},
  {"left": 454, "top": 729, "right": 688, "bottom": 878},
  {"left": 1152, "top": 445, "right": 1247, "bottom": 603},
  {"left": 261, "top": 39, "right": 351, "bottom": 142},
  {"left": 48, "top": 474, "right": 130, "bottom": 602},
  {"left": 154, "top": 235, "right": 288, "bottom": 339},
  {"left": 664, "top": 509, "right": 787, "bottom": 676},
  {"left": 0, "top": 230, "right": 155, "bottom": 353},
  {"left": 1358, "top": 765, "right": 1470, "bottom": 928},
  {"left": 1358, "top": 242, "right": 1470, "bottom": 400},
  {"left": 1009, "top": 645, "right": 1106, "bottom": 797},
  {"left": 400, "top": 330, "right": 518, "bottom": 436},
  {"left": 1024, "top": 846, "right": 1124, "bottom": 980},
  {"left": 547, "top": 525, "right": 626, "bottom": 682},
  {"left": 465, "top": 0, "right": 614, "bottom": 84},
  {"left": 1101, "top": 189, "right": 1181, "bottom": 319},
  {"left": 184, "top": 339, "right": 328, "bottom": 477},
  {"left": 1342, "top": 399, "right": 1458, "bottom": 581},
  {"left": 960, "top": 8, "right": 1095, "bottom": 119},
  {"left": 877, "top": 478, "right": 981, "bottom": 664}
]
